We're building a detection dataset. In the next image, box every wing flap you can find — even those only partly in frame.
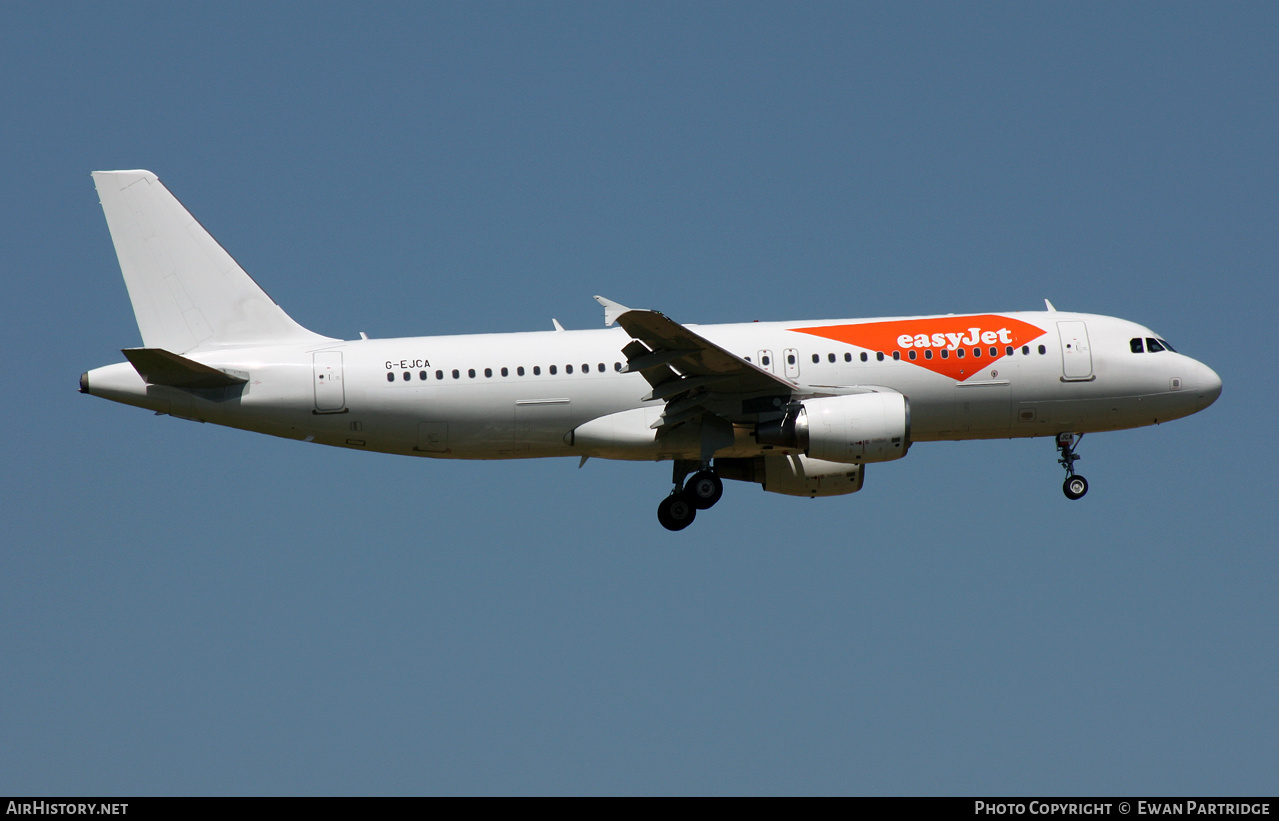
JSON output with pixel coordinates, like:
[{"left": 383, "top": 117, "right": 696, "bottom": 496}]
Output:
[
  {"left": 614, "top": 308, "right": 796, "bottom": 397},
  {"left": 606, "top": 305, "right": 799, "bottom": 439}
]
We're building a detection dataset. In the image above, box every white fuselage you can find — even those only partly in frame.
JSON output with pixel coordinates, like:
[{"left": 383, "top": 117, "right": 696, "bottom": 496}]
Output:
[
  {"left": 81, "top": 170, "right": 1225, "bottom": 522},
  {"left": 83, "top": 310, "right": 1222, "bottom": 462}
]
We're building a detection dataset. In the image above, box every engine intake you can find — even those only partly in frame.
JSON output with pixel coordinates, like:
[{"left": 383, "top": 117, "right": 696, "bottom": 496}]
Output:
[{"left": 756, "top": 392, "right": 911, "bottom": 464}]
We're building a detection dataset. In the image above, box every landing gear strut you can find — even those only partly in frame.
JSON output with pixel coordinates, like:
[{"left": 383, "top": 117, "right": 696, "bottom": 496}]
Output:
[
  {"left": 1057, "top": 433, "right": 1088, "bottom": 500},
  {"left": 657, "top": 460, "right": 723, "bottom": 531}
]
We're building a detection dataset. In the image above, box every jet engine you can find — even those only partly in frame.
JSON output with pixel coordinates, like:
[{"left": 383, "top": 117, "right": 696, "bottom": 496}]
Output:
[
  {"left": 755, "top": 392, "right": 911, "bottom": 464},
  {"left": 716, "top": 453, "right": 865, "bottom": 497}
]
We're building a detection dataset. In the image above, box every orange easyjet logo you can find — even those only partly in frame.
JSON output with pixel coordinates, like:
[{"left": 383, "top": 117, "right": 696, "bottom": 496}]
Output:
[{"left": 790, "top": 315, "right": 1047, "bottom": 381}]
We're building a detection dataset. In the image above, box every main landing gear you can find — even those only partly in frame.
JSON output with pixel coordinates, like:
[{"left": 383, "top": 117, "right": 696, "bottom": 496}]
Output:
[
  {"left": 657, "top": 460, "right": 724, "bottom": 531},
  {"left": 1057, "top": 432, "right": 1089, "bottom": 500}
]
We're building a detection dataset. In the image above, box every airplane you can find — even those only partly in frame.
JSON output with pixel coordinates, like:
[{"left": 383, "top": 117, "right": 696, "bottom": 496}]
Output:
[{"left": 80, "top": 170, "right": 1222, "bottom": 530}]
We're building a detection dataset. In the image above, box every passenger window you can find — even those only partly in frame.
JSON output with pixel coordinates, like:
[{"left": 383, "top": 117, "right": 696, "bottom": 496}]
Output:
[
  {"left": 924, "top": 350, "right": 933, "bottom": 360},
  {"left": 957, "top": 348, "right": 965, "bottom": 359},
  {"left": 761, "top": 356, "right": 770, "bottom": 366},
  {"left": 614, "top": 362, "right": 622, "bottom": 371},
  {"left": 861, "top": 352, "right": 868, "bottom": 362},
  {"left": 402, "top": 371, "right": 410, "bottom": 381},
  {"left": 990, "top": 347, "right": 998, "bottom": 357},
  {"left": 1022, "top": 346, "right": 1030, "bottom": 355},
  {"left": 517, "top": 366, "right": 525, "bottom": 376},
  {"left": 1146, "top": 338, "right": 1165, "bottom": 353},
  {"left": 386, "top": 372, "right": 394, "bottom": 383},
  {"left": 533, "top": 366, "right": 541, "bottom": 375},
  {"left": 892, "top": 351, "right": 900, "bottom": 361},
  {"left": 1038, "top": 345, "right": 1046, "bottom": 354},
  {"left": 436, "top": 370, "right": 444, "bottom": 380},
  {"left": 484, "top": 368, "right": 492, "bottom": 378},
  {"left": 501, "top": 367, "right": 508, "bottom": 377},
  {"left": 828, "top": 353, "right": 836, "bottom": 363},
  {"left": 973, "top": 348, "right": 981, "bottom": 358},
  {"left": 549, "top": 365, "right": 557, "bottom": 375},
  {"left": 598, "top": 363, "right": 605, "bottom": 372},
  {"left": 876, "top": 352, "right": 884, "bottom": 361},
  {"left": 1006, "top": 346, "right": 1013, "bottom": 356},
  {"left": 566, "top": 364, "right": 573, "bottom": 374},
  {"left": 419, "top": 370, "right": 427, "bottom": 380},
  {"left": 452, "top": 369, "right": 460, "bottom": 379},
  {"left": 908, "top": 350, "right": 917, "bottom": 360},
  {"left": 468, "top": 369, "right": 476, "bottom": 378},
  {"left": 844, "top": 353, "right": 852, "bottom": 362},
  {"left": 940, "top": 349, "right": 949, "bottom": 359}
]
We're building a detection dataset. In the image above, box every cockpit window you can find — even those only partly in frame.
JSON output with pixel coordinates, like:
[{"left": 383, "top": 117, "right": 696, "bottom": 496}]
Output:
[
  {"left": 1130, "top": 338, "right": 1144, "bottom": 353},
  {"left": 1146, "top": 338, "right": 1166, "bottom": 353},
  {"left": 1158, "top": 338, "right": 1176, "bottom": 352}
]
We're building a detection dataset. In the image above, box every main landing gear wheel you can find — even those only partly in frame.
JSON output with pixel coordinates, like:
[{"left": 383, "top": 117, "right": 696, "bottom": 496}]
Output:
[
  {"left": 685, "top": 470, "right": 724, "bottom": 510},
  {"left": 657, "top": 493, "right": 697, "bottom": 531},
  {"left": 1056, "top": 432, "right": 1088, "bottom": 501},
  {"left": 1063, "top": 475, "right": 1089, "bottom": 500}
]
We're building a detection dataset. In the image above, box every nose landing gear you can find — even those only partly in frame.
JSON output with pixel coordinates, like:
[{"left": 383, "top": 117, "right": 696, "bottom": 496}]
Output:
[
  {"left": 657, "top": 460, "right": 724, "bottom": 531},
  {"left": 686, "top": 469, "right": 724, "bottom": 509},
  {"left": 1057, "top": 433, "right": 1088, "bottom": 500}
]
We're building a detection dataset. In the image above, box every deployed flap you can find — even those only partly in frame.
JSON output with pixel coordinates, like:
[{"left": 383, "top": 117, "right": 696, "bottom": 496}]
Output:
[
  {"left": 610, "top": 307, "right": 798, "bottom": 436},
  {"left": 614, "top": 308, "right": 796, "bottom": 396},
  {"left": 122, "top": 347, "right": 248, "bottom": 389}
]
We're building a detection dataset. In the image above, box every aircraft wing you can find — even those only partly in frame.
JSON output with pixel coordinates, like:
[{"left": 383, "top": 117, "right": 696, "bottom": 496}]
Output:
[{"left": 596, "top": 297, "right": 798, "bottom": 432}]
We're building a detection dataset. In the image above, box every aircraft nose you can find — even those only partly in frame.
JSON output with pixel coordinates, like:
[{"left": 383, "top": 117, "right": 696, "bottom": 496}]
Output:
[{"left": 1195, "top": 361, "right": 1222, "bottom": 411}]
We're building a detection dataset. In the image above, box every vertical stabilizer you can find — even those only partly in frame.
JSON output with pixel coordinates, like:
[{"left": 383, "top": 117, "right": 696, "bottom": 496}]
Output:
[{"left": 92, "top": 170, "right": 336, "bottom": 352}]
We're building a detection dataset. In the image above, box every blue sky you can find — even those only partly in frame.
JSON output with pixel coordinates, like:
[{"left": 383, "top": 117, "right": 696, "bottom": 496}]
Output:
[{"left": 2, "top": 2, "right": 1276, "bottom": 795}]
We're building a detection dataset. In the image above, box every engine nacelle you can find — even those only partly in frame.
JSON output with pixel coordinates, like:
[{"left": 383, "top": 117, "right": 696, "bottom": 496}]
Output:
[
  {"left": 717, "top": 454, "right": 865, "bottom": 497},
  {"left": 756, "top": 392, "right": 911, "bottom": 464}
]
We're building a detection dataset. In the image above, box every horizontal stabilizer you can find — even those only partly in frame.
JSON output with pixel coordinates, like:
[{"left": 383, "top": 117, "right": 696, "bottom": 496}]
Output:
[{"left": 122, "top": 348, "right": 248, "bottom": 389}]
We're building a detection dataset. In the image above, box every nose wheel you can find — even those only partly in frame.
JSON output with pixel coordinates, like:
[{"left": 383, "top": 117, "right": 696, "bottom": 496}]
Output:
[
  {"left": 1056, "top": 433, "right": 1088, "bottom": 500},
  {"left": 657, "top": 461, "right": 724, "bottom": 531},
  {"left": 1063, "top": 474, "right": 1089, "bottom": 500}
]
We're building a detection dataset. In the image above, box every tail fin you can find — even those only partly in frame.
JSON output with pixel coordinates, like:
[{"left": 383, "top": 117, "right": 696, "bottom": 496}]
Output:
[{"left": 92, "top": 170, "right": 336, "bottom": 353}]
